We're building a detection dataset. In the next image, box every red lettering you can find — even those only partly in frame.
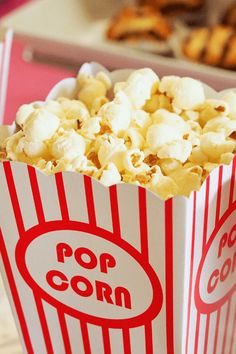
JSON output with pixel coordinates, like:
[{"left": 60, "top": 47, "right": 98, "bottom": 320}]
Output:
[
  {"left": 115, "top": 287, "right": 132, "bottom": 309},
  {"left": 220, "top": 258, "right": 231, "bottom": 282},
  {"left": 218, "top": 233, "right": 228, "bottom": 258},
  {"left": 96, "top": 281, "right": 113, "bottom": 304},
  {"left": 46, "top": 270, "right": 69, "bottom": 291},
  {"left": 100, "top": 253, "right": 116, "bottom": 274},
  {"left": 207, "top": 270, "right": 219, "bottom": 294},
  {"left": 74, "top": 247, "right": 97, "bottom": 269},
  {"left": 229, "top": 225, "right": 236, "bottom": 247},
  {"left": 71, "top": 276, "right": 93, "bottom": 297},
  {"left": 56, "top": 243, "right": 73, "bottom": 263}
]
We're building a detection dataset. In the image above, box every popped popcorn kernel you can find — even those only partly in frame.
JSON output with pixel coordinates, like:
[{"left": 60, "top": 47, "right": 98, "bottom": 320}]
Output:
[{"left": 3, "top": 67, "right": 236, "bottom": 200}]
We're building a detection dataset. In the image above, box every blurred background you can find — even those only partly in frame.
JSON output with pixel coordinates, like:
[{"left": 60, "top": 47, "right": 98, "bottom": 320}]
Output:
[
  {"left": 1, "top": 0, "right": 236, "bottom": 124},
  {"left": 0, "top": 1, "right": 236, "bottom": 352}
]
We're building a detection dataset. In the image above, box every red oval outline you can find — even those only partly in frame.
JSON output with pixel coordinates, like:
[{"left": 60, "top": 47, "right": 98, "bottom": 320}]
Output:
[
  {"left": 16, "top": 220, "right": 163, "bottom": 328},
  {"left": 195, "top": 201, "right": 236, "bottom": 314}
]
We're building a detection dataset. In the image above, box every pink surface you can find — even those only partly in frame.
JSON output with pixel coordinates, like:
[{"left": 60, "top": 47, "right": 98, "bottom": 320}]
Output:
[
  {"left": 4, "top": 39, "right": 75, "bottom": 124},
  {"left": 0, "top": 0, "right": 75, "bottom": 124},
  {"left": 0, "top": 0, "right": 30, "bottom": 17}
]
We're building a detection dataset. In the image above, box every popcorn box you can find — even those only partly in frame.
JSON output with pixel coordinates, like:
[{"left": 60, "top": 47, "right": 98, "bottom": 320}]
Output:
[
  {"left": 0, "top": 64, "right": 235, "bottom": 354},
  {"left": 0, "top": 28, "right": 12, "bottom": 124}
]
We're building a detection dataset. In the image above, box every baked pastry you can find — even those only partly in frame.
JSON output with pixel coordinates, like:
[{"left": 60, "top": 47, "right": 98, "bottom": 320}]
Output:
[
  {"left": 140, "top": 0, "right": 204, "bottom": 14},
  {"left": 182, "top": 25, "right": 236, "bottom": 70},
  {"left": 107, "top": 6, "right": 172, "bottom": 42},
  {"left": 223, "top": 2, "right": 236, "bottom": 29}
]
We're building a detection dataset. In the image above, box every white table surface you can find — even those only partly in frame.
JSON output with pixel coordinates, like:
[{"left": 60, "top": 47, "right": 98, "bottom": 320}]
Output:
[{"left": 0, "top": 276, "right": 22, "bottom": 354}]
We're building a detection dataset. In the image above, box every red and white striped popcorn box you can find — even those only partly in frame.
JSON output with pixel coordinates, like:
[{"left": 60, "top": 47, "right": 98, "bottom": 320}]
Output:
[
  {"left": 0, "top": 28, "right": 12, "bottom": 124},
  {"left": 0, "top": 63, "right": 235, "bottom": 354}
]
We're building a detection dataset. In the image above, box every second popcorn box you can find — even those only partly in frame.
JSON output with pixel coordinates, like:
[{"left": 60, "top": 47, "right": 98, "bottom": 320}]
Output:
[{"left": 0, "top": 63, "right": 235, "bottom": 354}]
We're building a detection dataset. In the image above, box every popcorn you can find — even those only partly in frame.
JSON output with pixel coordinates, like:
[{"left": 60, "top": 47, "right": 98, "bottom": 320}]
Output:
[
  {"left": 198, "top": 99, "right": 229, "bottom": 126},
  {"left": 159, "top": 76, "right": 205, "bottom": 111},
  {"left": 115, "top": 68, "right": 159, "bottom": 109},
  {"left": 51, "top": 130, "right": 86, "bottom": 160},
  {"left": 3, "top": 67, "right": 236, "bottom": 200},
  {"left": 157, "top": 140, "right": 192, "bottom": 163},
  {"left": 80, "top": 116, "right": 101, "bottom": 139},
  {"left": 170, "top": 168, "right": 202, "bottom": 196},
  {"left": 17, "top": 137, "right": 48, "bottom": 159},
  {"left": 131, "top": 110, "right": 151, "bottom": 132},
  {"left": 151, "top": 109, "right": 189, "bottom": 134},
  {"left": 24, "top": 109, "right": 60, "bottom": 142},
  {"left": 146, "top": 123, "right": 183, "bottom": 152},
  {"left": 203, "top": 117, "right": 236, "bottom": 137},
  {"left": 200, "top": 132, "right": 235, "bottom": 161},
  {"left": 77, "top": 72, "right": 110, "bottom": 110},
  {"left": 97, "top": 162, "right": 121, "bottom": 186},
  {"left": 99, "top": 91, "right": 132, "bottom": 134},
  {"left": 124, "top": 128, "right": 145, "bottom": 150},
  {"left": 98, "top": 136, "right": 127, "bottom": 171},
  {"left": 59, "top": 98, "right": 90, "bottom": 123},
  {"left": 222, "top": 91, "right": 236, "bottom": 119},
  {"left": 123, "top": 149, "right": 149, "bottom": 175},
  {"left": 15, "top": 104, "right": 35, "bottom": 127}
]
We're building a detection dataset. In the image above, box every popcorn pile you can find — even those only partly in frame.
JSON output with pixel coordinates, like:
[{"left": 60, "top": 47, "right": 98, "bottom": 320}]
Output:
[{"left": 2, "top": 68, "right": 236, "bottom": 200}]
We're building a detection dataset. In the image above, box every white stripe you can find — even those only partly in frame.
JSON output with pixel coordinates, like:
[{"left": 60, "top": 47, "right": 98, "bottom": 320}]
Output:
[
  {"left": 92, "top": 179, "right": 112, "bottom": 231},
  {"left": 109, "top": 329, "right": 124, "bottom": 354},
  {"left": 129, "top": 326, "right": 146, "bottom": 354},
  {"left": 42, "top": 303, "right": 64, "bottom": 353},
  {"left": 65, "top": 315, "right": 85, "bottom": 354},
  {"left": 87, "top": 324, "right": 104, "bottom": 353},
  {"left": 0, "top": 166, "right": 47, "bottom": 353},
  {"left": 197, "top": 315, "right": 207, "bottom": 354},
  {"left": 225, "top": 295, "right": 236, "bottom": 353},
  {"left": 116, "top": 184, "right": 141, "bottom": 251},
  {"left": 216, "top": 303, "right": 228, "bottom": 354},
  {"left": 11, "top": 164, "right": 38, "bottom": 230},
  {"left": 220, "top": 164, "right": 232, "bottom": 215},
  {"left": 62, "top": 172, "right": 88, "bottom": 223},
  {"left": 146, "top": 191, "right": 167, "bottom": 353},
  {"left": 35, "top": 170, "right": 62, "bottom": 221},
  {"left": 207, "top": 311, "right": 217, "bottom": 354},
  {"left": 172, "top": 195, "right": 194, "bottom": 354},
  {"left": 0, "top": 30, "right": 13, "bottom": 124}
]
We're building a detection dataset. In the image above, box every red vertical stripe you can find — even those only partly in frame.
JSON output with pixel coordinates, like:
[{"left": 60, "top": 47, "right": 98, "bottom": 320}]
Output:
[
  {"left": 229, "top": 156, "right": 236, "bottom": 206},
  {"left": 123, "top": 328, "right": 131, "bottom": 354},
  {"left": 102, "top": 326, "right": 111, "bottom": 354},
  {"left": 28, "top": 166, "right": 45, "bottom": 223},
  {"left": 229, "top": 304, "right": 236, "bottom": 354},
  {"left": 195, "top": 178, "right": 210, "bottom": 353},
  {"left": 3, "top": 162, "right": 25, "bottom": 235},
  {"left": 222, "top": 297, "right": 232, "bottom": 354},
  {"left": 0, "top": 229, "right": 34, "bottom": 354},
  {"left": 57, "top": 311, "right": 72, "bottom": 354},
  {"left": 109, "top": 185, "right": 121, "bottom": 238},
  {"left": 203, "top": 314, "right": 210, "bottom": 354},
  {"left": 55, "top": 173, "right": 69, "bottom": 220},
  {"left": 185, "top": 193, "right": 197, "bottom": 354},
  {"left": 84, "top": 176, "right": 96, "bottom": 226},
  {"left": 202, "top": 176, "right": 210, "bottom": 248},
  {"left": 80, "top": 321, "right": 91, "bottom": 354},
  {"left": 213, "top": 309, "right": 221, "bottom": 354},
  {"left": 138, "top": 188, "right": 149, "bottom": 260},
  {"left": 33, "top": 297, "right": 54, "bottom": 354},
  {"left": 165, "top": 199, "right": 174, "bottom": 354},
  {"left": 139, "top": 188, "right": 153, "bottom": 353},
  {"left": 215, "top": 166, "right": 223, "bottom": 224}
]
